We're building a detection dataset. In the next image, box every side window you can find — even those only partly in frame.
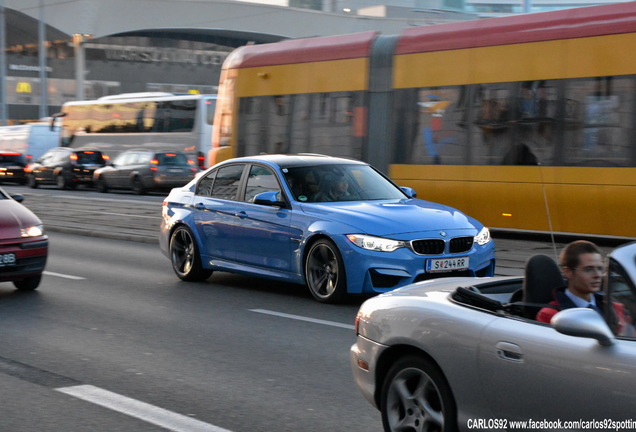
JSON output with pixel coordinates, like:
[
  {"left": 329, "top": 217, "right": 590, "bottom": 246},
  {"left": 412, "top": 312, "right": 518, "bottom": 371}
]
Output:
[
  {"left": 209, "top": 164, "right": 244, "bottom": 200},
  {"left": 608, "top": 259, "right": 636, "bottom": 339},
  {"left": 244, "top": 165, "right": 281, "bottom": 203},
  {"left": 113, "top": 152, "right": 129, "bottom": 166},
  {"left": 196, "top": 170, "right": 216, "bottom": 197}
]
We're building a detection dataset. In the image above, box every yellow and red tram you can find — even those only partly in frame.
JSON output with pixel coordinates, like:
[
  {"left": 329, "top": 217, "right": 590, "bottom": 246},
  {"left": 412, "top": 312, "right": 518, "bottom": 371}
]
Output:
[{"left": 211, "top": 3, "right": 636, "bottom": 239}]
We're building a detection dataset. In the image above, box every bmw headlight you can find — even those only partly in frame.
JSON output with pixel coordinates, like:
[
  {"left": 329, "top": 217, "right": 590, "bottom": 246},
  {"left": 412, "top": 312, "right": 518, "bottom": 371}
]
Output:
[
  {"left": 21, "top": 224, "right": 44, "bottom": 238},
  {"left": 474, "top": 227, "right": 491, "bottom": 246},
  {"left": 347, "top": 234, "right": 405, "bottom": 252}
]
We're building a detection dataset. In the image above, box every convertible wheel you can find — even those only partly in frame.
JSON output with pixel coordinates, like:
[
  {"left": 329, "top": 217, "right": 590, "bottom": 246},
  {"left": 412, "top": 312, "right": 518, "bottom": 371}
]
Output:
[
  {"left": 13, "top": 275, "right": 42, "bottom": 291},
  {"left": 305, "top": 238, "right": 346, "bottom": 303},
  {"left": 381, "top": 356, "right": 458, "bottom": 432},
  {"left": 170, "top": 226, "right": 212, "bottom": 282}
]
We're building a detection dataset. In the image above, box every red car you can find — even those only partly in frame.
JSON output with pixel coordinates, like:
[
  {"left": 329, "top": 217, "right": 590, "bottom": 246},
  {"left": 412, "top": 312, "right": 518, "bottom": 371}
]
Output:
[{"left": 0, "top": 187, "right": 48, "bottom": 290}]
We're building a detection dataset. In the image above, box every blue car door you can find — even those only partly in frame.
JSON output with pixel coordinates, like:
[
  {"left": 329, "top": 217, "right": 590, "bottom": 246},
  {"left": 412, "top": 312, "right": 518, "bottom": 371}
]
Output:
[
  {"left": 231, "top": 164, "right": 298, "bottom": 274},
  {"left": 191, "top": 164, "right": 245, "bottom": 264}
]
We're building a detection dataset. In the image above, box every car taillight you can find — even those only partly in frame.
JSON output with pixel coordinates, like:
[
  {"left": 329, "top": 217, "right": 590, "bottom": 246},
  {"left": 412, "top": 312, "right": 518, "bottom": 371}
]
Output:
[
  {"left": 70, "top": 154, "right": 78, "bottom": 165},
  {"left": 150, "top": 159, "right": 159, "bottom": 171}
]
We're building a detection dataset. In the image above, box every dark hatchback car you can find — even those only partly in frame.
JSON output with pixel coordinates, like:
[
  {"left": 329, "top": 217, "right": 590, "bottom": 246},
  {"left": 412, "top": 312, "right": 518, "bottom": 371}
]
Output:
[
  {"left": 93, "top": 150, "right": 198, "bottom": 195},
  {"left": 0, "top": 151, "right": 28, "bottom": 185},
  {"left": 27, "top": 147, "right": 107, "bottom": 190},
  {"left": 0, "top": 187, "right": 48, "bottom": 290}
]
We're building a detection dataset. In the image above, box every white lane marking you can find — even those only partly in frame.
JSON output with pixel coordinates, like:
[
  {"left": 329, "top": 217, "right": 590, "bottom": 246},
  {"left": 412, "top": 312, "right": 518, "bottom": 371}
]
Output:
[
  {"left": 56, "top": 385, "right": 233, "bottom": 432},
  {"left": 43, "top": 271, "right": 86, "bottom": 280},
  {"left": 250, "top": 309, "right": 355, "bottom": 330}
]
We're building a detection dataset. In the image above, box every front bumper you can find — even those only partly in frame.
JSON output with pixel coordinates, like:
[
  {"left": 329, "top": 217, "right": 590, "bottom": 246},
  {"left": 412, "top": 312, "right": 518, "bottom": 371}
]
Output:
[
  {"left": 334, "top": 235, "right": 496, "bottom": 295},
  {"left": 0, "top": 238, "right": 48, "bottom": 283},
  {"left": 350, "top": 335, "right": 389, "bottom": 409}
]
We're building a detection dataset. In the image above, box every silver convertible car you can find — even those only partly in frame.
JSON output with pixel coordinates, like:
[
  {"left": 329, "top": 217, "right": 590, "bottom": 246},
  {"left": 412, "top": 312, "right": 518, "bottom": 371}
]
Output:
[{"left": 351, "top": 242, "right": 636, "bottom": 432}]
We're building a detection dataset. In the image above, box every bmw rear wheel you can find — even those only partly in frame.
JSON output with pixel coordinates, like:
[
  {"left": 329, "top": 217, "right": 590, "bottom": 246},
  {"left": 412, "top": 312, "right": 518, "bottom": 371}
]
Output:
[
  {"left": 304, "top": 238, "right": 346, "bottom": 303},
  {"left": 381, "top": 356, "right": 458, "bottom": 432},
  {"left": 170, "top": 225, "right": 212, "bottom": 282}
]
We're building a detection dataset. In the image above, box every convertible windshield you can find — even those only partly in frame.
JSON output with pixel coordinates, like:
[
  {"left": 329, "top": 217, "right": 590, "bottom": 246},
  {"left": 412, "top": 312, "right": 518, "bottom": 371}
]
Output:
[{"left": 283, "top": 164, "right": 407, "bottom": 202}]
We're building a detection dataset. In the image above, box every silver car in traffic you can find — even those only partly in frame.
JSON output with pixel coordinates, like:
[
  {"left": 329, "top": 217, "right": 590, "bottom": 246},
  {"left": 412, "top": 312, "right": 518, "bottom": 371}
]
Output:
[{"left": 351, "top": 242, "right": 636, "bottom": 432}]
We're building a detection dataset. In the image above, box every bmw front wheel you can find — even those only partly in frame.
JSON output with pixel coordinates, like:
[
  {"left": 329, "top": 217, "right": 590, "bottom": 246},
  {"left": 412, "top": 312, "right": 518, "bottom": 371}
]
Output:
[
  {"left": 381, "top": 356, "right": 458, "bottom": 432},
  {"left": 304, "top": 238, "right": 346, "bottom": 303},
  {"left": 170, "top": 226, "right": 212, "bottom": 282}
]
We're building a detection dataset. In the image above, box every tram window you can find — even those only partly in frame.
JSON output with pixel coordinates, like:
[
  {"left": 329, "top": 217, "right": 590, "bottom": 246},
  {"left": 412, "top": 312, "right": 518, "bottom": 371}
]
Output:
[
  {"left": 237, "top": 92, "right": 365, "bottom": 161},
  {"left": 393, "top": 86, "right": 468, "bottom": 165},
  {"left": 562, "top": 76, "right": 633, "bottom": 167}
]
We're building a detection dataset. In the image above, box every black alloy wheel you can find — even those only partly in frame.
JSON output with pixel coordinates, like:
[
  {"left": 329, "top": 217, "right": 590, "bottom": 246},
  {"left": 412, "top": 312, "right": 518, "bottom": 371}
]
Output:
[
  {"left": 170, "top": 225, "right": 212, "bottom": 282},
  {"left": 304, "top": 238, "right": 346, "bottom": 303},
  {"left": 381, "top": 356, "right": 458, "bottom": 432}
]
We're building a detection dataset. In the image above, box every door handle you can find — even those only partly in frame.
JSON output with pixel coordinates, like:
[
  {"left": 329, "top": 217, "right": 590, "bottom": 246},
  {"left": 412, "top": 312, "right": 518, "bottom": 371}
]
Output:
[
  {"left": 495, "top": 341, "right": 524, "bottom": 363},
  {"left": 235, "top": 211, "right": 247, "bottom": 219},
  {"left": 194, "top": 202, "right": 206, "bottom": 211}
]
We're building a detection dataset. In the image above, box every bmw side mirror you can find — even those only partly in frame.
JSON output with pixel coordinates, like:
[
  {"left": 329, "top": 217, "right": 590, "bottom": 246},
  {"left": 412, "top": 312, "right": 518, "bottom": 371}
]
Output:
[
  {"left": 10, "top": 194, "right": 24, "bottom": 203},
  {"left": 551, "top": 308, "right": 615, "bottom": 346},
  {"left": 253, "top": 191, "right": 286, "bottom": 207},
  {"left": 400, "top": 186, "right": 417, "bottom": 198}
]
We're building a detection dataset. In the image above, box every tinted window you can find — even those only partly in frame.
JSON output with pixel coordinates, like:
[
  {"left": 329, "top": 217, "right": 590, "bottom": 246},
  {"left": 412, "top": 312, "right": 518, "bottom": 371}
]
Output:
[
  {"left": 244, "top": 165, "right": 280, "bottom": 203},
  {"left": 196, "top": 170, "right": 216, "bottom": 197},
  {"left": 283, "top": 164, "right": 405, "bottom": 202},
  {"left": 209, "top": 164, "right": 244, "bottom": 200},
  {"left": 0, "top": 153, "right": 27, "bottom": 165},
  {"left": 156, "top": 153, "right": 189, "bottom": 166},
  {"left": 75, "top": 151, "right": 104, "bottom": 164}
]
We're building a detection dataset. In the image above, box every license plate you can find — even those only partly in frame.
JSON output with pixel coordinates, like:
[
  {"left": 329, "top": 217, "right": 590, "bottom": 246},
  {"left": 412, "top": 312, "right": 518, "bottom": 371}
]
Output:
[
  {"left": 426, "top": 257, "right": 469, "bottom": 273},
  {"left": 0, "top": 253, "right": 16, "bottom": 267}
]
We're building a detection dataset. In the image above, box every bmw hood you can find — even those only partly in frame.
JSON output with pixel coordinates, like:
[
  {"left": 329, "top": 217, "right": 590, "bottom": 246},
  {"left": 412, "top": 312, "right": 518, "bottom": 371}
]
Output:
[
  {"left": 301, "top": 199, "right": 482, "bottom": 237},
  {"left": 0, "top": 200, "right": 43, "bottom": 239}
]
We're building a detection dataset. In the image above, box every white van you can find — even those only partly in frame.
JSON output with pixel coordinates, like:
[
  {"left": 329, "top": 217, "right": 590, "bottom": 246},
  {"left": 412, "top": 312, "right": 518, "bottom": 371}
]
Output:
[{"left": 0, "top": 122, "right": 60, "bottom": 162}]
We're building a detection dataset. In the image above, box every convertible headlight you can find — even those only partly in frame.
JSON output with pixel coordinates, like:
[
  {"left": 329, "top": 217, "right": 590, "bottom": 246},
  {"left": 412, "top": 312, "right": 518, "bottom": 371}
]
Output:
[
  {"left": 347, "top": 234, "right": 405, "bottom": 252},
  {"left": 474, "top": 227, "right": 491, "bottom": 246},
  {"left": 21, "top": 225, "right": 44, "bottom": 237}
]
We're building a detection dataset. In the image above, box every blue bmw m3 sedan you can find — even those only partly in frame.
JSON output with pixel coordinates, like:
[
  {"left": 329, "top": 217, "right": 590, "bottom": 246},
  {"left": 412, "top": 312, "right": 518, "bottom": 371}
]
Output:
[{"left": 159, "top": 154, "right": 495, "bottom": 303}]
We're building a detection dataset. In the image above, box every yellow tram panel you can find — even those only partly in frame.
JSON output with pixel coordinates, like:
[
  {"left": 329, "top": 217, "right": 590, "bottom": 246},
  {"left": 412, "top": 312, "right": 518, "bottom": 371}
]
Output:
[
  {"left": 391, "top": 165, "right": 636, "bottom": 238},
  {"left": 235, "top": 59, "right": 369, "bottom": 97},
  {"left": 393, "top": 33, "right": 636, "bottom": 89}
]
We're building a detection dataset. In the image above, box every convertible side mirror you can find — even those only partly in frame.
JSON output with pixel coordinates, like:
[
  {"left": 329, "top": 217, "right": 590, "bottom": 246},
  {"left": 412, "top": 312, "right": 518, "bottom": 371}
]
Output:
[{"left": 551, "top": 308, "right": 615, "bottom": 346}]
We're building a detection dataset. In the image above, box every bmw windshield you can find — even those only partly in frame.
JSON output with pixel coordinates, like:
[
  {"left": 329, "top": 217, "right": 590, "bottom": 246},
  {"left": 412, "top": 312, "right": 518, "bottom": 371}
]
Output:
[{"left": 283, "top": 164, "right": 407, "bottom": 203}]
